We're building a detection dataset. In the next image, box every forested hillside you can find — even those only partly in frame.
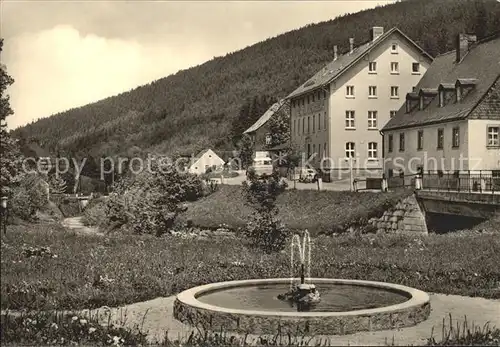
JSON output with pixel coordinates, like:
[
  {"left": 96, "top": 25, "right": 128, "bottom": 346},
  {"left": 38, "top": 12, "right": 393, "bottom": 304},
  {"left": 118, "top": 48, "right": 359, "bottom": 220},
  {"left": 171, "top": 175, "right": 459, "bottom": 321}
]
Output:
[{"left": 12, "top": 0, "right": 500, "bottom": 160}]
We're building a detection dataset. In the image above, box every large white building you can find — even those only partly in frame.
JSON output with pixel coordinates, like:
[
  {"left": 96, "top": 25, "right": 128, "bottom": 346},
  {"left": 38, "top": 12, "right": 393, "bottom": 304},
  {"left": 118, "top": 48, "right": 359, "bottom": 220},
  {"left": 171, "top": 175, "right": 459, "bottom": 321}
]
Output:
[{"left": 286, "top": 27, "right": 433, "bottom": 178}]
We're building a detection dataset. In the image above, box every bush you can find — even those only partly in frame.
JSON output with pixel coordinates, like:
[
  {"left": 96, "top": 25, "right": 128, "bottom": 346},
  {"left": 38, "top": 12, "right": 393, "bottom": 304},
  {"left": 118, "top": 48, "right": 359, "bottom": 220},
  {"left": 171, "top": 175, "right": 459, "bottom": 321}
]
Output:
[
  {"left": 242, "top": 171, "right": 290, "bottom": 252},
  {"left": 10, "top": 173, "right": 49, "bottom": 221},
  {"left": 101, "top": 159, "right": 205, "bottom": 236}
]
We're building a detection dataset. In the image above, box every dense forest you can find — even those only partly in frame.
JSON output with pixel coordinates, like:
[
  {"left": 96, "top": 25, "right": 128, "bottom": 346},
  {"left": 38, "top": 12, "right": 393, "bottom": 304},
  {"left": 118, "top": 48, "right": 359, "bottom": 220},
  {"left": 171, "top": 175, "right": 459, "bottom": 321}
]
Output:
[{"left": 11, "top": 0, "right": 500, "bottom": 161}]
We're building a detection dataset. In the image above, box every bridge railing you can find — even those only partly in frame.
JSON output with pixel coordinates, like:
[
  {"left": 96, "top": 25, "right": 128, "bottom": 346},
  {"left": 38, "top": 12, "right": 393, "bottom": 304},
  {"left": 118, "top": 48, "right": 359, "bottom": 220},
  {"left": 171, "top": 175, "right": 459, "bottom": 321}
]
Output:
[{"left": 421, "top": 170, "right": 500, "bottom": 194}]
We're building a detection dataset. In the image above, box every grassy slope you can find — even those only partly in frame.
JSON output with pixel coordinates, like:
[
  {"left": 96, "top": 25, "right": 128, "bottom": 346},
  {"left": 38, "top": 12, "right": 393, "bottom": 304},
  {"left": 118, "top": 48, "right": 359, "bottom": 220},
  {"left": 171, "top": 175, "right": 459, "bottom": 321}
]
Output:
[
  {"left": 2, "top": 223, "right": 499, "bottom": 311},
  {"left": 183, "top": 185, "right": 412, "bottom": 234}
]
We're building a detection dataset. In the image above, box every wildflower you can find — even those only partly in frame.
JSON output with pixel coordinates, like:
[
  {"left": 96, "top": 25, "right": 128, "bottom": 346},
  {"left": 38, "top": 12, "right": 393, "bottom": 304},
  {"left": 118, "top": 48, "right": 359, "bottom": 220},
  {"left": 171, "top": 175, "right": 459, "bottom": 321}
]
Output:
[
  {"left": 113, "top": 336, "right": 121, "bottom": 345},
  {"left": 88, "top": 327, "right": 97, "bottom": 334},
  {"left": 51, "top": 322, "right": 58, "bottom": 329},
  {"left": 79, "top": 319, "right": 87, "bottom": 325},
  {"left": 72, "top": 316, "right": 78, "bottom": 321}
]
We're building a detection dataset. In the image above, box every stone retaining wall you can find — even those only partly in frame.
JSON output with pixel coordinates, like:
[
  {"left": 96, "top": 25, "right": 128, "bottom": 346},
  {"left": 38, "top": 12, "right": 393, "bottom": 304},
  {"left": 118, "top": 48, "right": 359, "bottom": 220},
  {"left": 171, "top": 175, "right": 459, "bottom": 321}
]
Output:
[{"left": 369, "top": 194, "right": 428, "bottom": 234}]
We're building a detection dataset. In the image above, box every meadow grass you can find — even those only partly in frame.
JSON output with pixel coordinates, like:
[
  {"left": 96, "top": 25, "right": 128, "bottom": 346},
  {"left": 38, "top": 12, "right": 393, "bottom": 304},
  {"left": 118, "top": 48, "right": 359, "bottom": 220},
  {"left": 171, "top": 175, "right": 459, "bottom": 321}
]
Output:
[
  {"left": 2, "top": 223, "right": 499, "bottom": 311},
  {"left": 183, "top": 185, "right": 412, "bottom": 234}
]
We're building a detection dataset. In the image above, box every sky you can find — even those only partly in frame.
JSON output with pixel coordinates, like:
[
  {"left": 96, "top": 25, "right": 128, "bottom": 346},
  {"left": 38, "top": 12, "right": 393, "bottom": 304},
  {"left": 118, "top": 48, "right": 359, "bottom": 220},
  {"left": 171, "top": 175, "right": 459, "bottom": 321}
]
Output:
[{"left": 1, "top": 0, "right": 395, "bottom": 129}]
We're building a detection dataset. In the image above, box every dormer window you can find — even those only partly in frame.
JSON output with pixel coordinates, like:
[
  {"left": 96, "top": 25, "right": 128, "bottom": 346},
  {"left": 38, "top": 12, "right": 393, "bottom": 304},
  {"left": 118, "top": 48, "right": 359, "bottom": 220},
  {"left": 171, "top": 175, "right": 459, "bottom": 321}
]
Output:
[
  {"left": 456, "top": 85, "right": 462, "bottom": 102},
  {"left": 455, "top": 78, "right": 478, "bottom": 102},
  {"left": 439, "top": 90, "right": 444, "bottom": 107},
  {"left": 419, "top": 95, "right": 424, "bottom": 110},
  {"left": 406, "top": 100, "right": 411, "bottom": 113}
]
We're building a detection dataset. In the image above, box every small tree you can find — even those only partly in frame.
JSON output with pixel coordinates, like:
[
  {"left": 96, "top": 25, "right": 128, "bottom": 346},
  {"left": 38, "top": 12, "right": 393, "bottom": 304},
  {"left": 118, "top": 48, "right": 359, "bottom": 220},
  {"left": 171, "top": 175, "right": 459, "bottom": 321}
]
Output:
[{"left": 242, "top": 170, "right": 289, "bottom": 253}]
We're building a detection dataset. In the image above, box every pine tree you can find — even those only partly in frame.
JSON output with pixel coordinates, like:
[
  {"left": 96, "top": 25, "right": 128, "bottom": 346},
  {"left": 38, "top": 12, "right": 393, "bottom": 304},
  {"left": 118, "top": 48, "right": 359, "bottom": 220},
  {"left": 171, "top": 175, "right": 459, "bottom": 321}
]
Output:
[
  {"left": 266, "top": 105, "right": 290, "bottom": 149},
  {"left": 239, "top": 134, "right": 254, "bottom": 169},
  {"left": 0, "top": 39, "right": 23, "bottom": 196},
  {"left": 49, "top": 174, "right": 68, "bottom": 194}
]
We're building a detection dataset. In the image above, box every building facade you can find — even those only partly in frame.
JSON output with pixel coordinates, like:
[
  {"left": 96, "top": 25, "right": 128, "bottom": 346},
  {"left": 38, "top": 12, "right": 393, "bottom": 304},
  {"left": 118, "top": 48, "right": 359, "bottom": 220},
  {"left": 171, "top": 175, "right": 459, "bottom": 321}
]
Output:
[
  {"left": 243, "top": 99, "right": 288, "bottom": 152},
  {"left": 287, "top": 27, "right": 433, "bottom": 176},
  {"left": 188, "top": 149, "right": 225, "bottom": 175},
  {"left": 381, "top": 32, "right": 500, "bottom": 177}
]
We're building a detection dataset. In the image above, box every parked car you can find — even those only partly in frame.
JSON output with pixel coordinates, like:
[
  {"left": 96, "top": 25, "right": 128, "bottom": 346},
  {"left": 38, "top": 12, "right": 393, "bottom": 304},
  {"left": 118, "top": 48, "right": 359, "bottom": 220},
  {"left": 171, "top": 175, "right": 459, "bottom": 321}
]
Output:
[{"left": 298, "top": 167, "right": 318, "bottom": 183}]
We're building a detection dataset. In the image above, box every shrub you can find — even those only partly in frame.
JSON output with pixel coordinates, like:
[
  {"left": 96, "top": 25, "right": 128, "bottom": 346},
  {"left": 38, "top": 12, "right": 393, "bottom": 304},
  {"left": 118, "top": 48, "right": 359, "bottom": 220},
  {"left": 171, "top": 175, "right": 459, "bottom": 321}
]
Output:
[
  {"left": 103, "top": 158, "right": 205, "bottom": 236},
  {"left": 10, "top": 173, "right": 49, "bottom": 221},
  {"left": 242, "top": 170, "right": 290, "bottom": 252}
]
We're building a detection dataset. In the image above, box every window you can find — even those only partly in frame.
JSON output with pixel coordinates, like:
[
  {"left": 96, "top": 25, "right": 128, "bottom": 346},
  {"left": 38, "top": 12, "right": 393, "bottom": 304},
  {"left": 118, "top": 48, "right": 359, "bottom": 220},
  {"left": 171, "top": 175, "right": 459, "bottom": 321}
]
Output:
[
  {"left": 369, "top": 86, "right": 377, "bottom": 97},
  {"left": 412, "top": 63, "right": 420, "bottom": 73},
  {"left": 437, "top": 128, "right": 444, "bottom": 149},
  {"left": 345, "top": 142, "right": 355, "bottom": 158},
  {"left": 313, "top": 144, "right": 316, "bottom": 156},
  {"left": 417, "top": 130, "right": 424, "bottom": 150},
  {"left": 307, "top": 96, "right": 310, "bottom": 104},
  {"left": 265, "top": 134, "right": 272, "bottom": 145},
  {"left": 307, "top": 116, "right": 310, "bottom": 133},
  {"left": 345, "top": 111, "right": 355, "bottom": 129},
  {"left": 390, "top": 62, "right": 399, "bottom": 74},
  {"left": 324, "top": 112, "right": 327, "bottom": 130},
  {"left": 293, "top": 120, "right": 296, "bottom": 135},
  {"left": 388, "top": 134, "right": 394, "bottom": 153},
  {"left": 388, "top": 168, "right": 394, "bottom": 178},
  {"left": 452, "top": 127, "right": 460, "bottom": 148},
  {"left": 368, "top": 142, "right": 378, "bottom": 159},
  {"left": 487, "top": 126, "right": 499, "bottom": 147},
  {"left": 419, "top": 95, "right": 424, "bottom": 110},
  {"left": 312, "top": 94, "right": 315, "bottom": 102},
  {"left": 399, "top": 133, "right": 405, "bottom": 152},
  {"left": 390, "top": 110, "right": 397, "bottom": 118},
  {"left": 439, "top": 90, "right": 444, "bottom": 107},
  {"left": 368, "top": 111, "right": 377, "bottom": 129},
  {"left": 318, "top": 114, "right": 321, "bottom": 131},
  {"left": 323, "top": 143, "right": 327, "bottom": 158},
  {"left": 368, "top": 62, "right": 377, "bottom": 73},
  {"left": 307, "top": 144, "right": 311, "bottom": 158},
  {"left": 346, "top": 85, "right": 355, "bottom": 97},
  {"left": 302, "top": 118, "right": 305, "bottom": 133},
  {"left": 391, "top": 43, "right": 398, "bottom": 53},
  {"left": 312, "top": 115, "right": 315, "bottom": 133},
  {"left": 390, "top": 86, "right": 399, "bottom": 98}
]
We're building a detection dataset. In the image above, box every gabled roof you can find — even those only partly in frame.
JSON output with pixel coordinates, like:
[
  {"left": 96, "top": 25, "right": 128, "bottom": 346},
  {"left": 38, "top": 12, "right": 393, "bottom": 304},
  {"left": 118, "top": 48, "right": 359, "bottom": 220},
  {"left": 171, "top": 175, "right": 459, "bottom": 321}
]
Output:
[
  {"left": 286, "top": 27, "right": 433, "bottom": 100},
  {"left": 243, "top": 99, "right": 288, "bottom": 134},
  {"left": 382, "top": 33, "right": 500, "bottom": 131}
]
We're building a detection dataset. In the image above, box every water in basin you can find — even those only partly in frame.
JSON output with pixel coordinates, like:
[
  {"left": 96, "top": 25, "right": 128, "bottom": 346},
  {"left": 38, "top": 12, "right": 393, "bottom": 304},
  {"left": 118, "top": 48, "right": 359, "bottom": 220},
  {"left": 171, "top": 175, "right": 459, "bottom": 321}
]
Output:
[{"left": 196, "top": 283, "right": 409, "bottom": 312}]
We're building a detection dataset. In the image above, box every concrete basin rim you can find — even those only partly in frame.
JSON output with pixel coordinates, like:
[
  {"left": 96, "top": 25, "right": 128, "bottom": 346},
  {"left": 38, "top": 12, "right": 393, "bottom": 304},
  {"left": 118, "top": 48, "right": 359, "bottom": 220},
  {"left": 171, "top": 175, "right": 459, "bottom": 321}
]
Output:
[{"left": 175, "top": 278, "right": 430, "bottom": 317}]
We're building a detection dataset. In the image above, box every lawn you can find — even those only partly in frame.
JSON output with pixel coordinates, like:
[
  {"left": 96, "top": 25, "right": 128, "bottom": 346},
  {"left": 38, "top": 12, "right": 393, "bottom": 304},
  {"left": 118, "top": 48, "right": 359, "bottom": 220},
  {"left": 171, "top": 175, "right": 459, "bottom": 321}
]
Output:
[
  {"left": 183, "top": 185, "right": 413, "bottom": 234},
  {"left": 2, "top": 223, "right": 499, "bottom": 312}
]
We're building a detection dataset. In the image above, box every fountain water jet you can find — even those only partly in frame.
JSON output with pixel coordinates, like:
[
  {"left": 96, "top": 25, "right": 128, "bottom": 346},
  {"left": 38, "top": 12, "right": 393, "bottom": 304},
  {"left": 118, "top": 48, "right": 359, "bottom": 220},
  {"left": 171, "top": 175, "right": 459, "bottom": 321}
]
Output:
[{"left": 290, "top": 230, "right": 312, "bottom": 289}]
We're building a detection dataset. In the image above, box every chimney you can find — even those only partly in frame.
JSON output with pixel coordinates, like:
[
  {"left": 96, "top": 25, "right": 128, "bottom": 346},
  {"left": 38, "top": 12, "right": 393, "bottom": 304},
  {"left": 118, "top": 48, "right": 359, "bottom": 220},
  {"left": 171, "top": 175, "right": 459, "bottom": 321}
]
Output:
[
  {"left": 370, "top": 27, "right": 384, "bottom": 42},
  {"left": 333, "top": 45, "right": 338, "bottom": 60},
  {"left": 349, "top": 38, "right": 354, "bottom": 54},
  {"left": 456, "top": 33, "right": 477, "bottom": 63}
]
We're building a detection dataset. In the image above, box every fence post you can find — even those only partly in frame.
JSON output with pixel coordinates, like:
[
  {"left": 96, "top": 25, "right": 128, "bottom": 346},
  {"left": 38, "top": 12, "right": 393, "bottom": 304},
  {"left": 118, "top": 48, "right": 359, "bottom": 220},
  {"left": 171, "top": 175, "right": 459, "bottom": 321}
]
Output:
[{"left": 317, "top": 177, "right": 323, "bottom": 191}]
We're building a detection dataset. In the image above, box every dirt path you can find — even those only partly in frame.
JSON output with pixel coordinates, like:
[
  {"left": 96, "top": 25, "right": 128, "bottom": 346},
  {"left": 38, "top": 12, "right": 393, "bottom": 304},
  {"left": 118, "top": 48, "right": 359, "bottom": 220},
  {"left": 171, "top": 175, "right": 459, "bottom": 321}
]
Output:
[
  {"left": 70, "top": 293, "right": 500, "bottom": 345},
  {"left": 62, "top": 216, "right": 101, "bottom": 235}
]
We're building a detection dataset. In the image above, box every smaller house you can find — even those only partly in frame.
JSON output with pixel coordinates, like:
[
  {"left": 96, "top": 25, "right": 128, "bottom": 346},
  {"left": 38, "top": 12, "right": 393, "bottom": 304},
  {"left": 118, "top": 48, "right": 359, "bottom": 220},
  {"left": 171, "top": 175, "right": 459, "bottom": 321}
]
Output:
[
  {"left": 243, "top": 99, "right": 289, "bottom": 151},
  {"left": 188, "top": 149, "right": 225, "bottom": 175}
]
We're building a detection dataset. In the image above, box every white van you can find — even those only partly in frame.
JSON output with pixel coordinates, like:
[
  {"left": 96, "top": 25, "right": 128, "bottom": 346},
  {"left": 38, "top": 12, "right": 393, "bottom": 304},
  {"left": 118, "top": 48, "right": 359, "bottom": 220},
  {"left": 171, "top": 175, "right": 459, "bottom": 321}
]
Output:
[{"left": 247, "top": 157, "right": 274, "bottom": 178}]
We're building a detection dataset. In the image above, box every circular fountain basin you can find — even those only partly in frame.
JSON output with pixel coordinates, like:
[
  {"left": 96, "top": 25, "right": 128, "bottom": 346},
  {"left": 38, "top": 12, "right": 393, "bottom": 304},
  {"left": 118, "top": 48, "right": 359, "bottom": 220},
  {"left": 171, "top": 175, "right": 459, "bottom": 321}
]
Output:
[{"left": 174, "top": 278, "right": 431, "bottom": 335}]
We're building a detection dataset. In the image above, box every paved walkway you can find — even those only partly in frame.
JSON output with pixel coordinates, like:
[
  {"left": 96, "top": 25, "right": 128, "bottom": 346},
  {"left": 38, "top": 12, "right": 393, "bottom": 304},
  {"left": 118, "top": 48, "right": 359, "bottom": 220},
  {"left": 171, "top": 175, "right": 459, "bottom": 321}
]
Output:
[
  {"left": 76, "top": 293, "right": 500, "bottom": 345},
  {"left": 61, "top": 216, "right": 100, "bottom": 235}
]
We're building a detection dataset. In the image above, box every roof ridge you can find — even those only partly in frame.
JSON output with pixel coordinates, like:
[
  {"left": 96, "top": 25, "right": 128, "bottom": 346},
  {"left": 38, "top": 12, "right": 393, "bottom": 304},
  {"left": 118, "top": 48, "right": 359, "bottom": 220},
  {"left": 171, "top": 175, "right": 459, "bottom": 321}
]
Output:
[{"left": 467, "top": 73, "right": 500, "bottom": 119}]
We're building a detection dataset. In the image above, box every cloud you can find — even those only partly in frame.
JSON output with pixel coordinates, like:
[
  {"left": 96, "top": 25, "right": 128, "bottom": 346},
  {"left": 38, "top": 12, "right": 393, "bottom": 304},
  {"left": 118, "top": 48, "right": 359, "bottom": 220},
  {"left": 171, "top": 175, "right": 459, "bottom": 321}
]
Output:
[{"left": 5, "top": 25, "right": 211, "bottom": 129}]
